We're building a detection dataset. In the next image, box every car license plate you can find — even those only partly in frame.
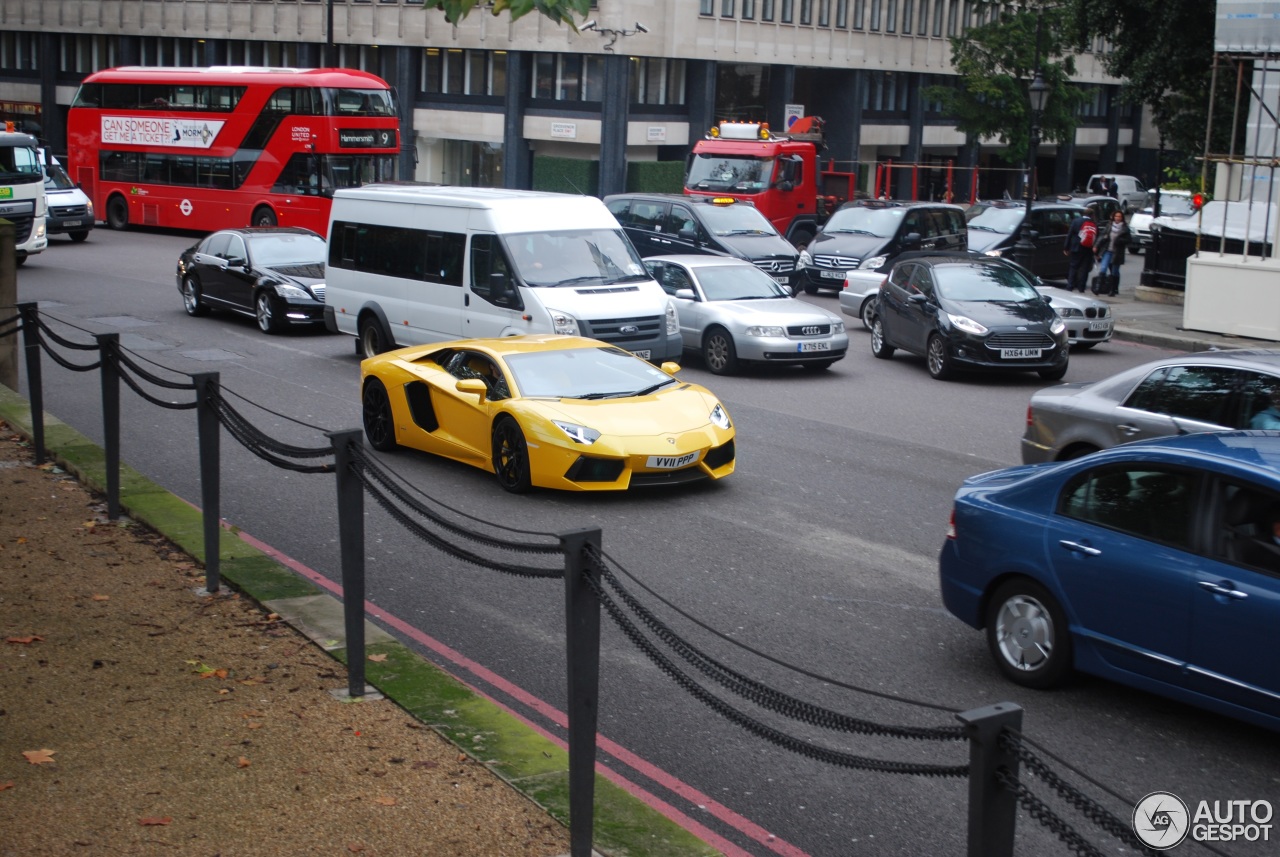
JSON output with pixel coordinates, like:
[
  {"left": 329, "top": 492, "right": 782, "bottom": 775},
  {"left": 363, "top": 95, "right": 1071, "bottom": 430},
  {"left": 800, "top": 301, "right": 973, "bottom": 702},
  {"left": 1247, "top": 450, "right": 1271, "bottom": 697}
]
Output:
[
  {"left": 1088, "top": 321, "right": 1110, "bottom": 331},
  {"left": 63, "top": 220, "right": 82, "bottom": 227},
  {"left": 797, "top": 341, "right": 830, "bottom": 352},
  {"left": 647, "top": 451, "right": 700, "bottom": 469},
  {"left": 821, "top": 270, "right": 846, "bottom": 279},
  {"left": 632, "top": 350, "right": 651, "bottom": 359},
  {"left": 773, "top": 275, "right": 789, "bottom": 285},
  {"left": 1001, "top": 348, "right": 1043, "bottom": 359}
]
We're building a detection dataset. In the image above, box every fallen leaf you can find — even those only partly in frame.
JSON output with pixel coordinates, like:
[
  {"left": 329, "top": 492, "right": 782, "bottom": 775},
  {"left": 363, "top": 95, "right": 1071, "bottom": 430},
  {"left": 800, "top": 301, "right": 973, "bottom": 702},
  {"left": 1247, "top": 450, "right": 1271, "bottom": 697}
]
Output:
[
  {"left": 246, "top": 722, "right": 263, "bottom": 730},
  {"left": 14, "top": 537, "right": 26, "bottom": 544},
  {"left": 347, "top": 845, "right": 366, "bottom": 853},
  {"left": 138, "top": 817, "right": 172, "bottom": 826},
  {"left": 0, "top": 782, "right": 14, "bottom": 791},
  {"left": 217, "top": 689, "right": 231, "bottom": 695},
  {"left": 91, "top": 594, "right": 110, "bottom": 601},
  {"left": 237, "top": 757, "right": 250, "bottom": 768},
  {"left": 373, "top": 796, "right": 397, "bottom": 806},
  {"left": 82, "top": 521, "right": 96, "bottom": 530},
  {"left": 23, "top": 749, "right": 56, "bottom": 765},
  {"left": 6, "top": 635, "right": 44, "bottom": 645},
  {"left": 367, "top": 653, "right": 387, "bottom": 663}
]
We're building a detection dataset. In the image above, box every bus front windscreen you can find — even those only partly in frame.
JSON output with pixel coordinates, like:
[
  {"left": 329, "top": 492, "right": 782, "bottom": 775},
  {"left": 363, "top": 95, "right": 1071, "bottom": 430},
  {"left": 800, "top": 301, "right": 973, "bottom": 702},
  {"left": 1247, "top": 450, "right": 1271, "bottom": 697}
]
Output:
[
  {"left": 328, "top": 88, "right": 396, "bottom": 117},
  {"left": 687, "top": 154, "right": 775, "bottom": 194}
]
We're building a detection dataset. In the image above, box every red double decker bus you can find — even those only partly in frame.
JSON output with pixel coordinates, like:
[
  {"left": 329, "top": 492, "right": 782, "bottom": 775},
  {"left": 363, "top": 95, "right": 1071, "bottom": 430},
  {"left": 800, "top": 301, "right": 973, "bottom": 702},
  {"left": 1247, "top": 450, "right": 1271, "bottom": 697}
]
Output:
[{"left": 67, "top": 66, "right": 400, "bottom": 235}]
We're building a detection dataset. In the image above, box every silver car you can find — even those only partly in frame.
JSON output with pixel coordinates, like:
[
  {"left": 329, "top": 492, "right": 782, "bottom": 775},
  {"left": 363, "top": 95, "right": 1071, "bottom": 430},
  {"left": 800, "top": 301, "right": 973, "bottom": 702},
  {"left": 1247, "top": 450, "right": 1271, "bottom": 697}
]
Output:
[
  {"left": 1036, "top": 284, "right": 1113, "bottom": 350},
  {"left": 1021, "top": 349, "right": 1280, "bottom": 463},
  {"left": 644, "top": 255, "right": 848, "bottom": 374},
  {"left": 838, "top": 269, "right": 886, "bottom": 329}
]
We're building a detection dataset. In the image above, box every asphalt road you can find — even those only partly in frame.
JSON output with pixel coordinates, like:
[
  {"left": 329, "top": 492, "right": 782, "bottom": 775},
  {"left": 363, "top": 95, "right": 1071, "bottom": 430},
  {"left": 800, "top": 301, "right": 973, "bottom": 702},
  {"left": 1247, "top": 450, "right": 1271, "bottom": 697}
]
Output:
[{"left": 11, "top": 229, "right": 1278, "bottom": 857}]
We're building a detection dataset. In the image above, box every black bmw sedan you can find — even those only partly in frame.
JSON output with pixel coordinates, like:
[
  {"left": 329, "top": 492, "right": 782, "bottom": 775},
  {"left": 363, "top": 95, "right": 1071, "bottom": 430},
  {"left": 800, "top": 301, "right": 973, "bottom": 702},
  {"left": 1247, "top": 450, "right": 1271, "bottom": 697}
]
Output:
[
  {"left": 176, "top": 227, "right": 328, "bottom": 334},
  {"left": 869, "top": 252, "right": 1069, "bottom": 381}
]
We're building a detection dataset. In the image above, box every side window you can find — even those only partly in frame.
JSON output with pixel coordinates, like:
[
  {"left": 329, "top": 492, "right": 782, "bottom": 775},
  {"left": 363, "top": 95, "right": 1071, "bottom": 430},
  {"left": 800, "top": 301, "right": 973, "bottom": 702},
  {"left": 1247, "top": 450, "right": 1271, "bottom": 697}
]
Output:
[
  {"left": 426, "top": 232, "right": 466, "bottom": 286},
  {"left": 469, "top": 234, "right": 521, "bottom": 309},
  {"left": 1124, "top": 365, "right": 1238, "bottom": 426},
  {"left": 1046, "top": 210, "right": 1072, "bottom": 236},
  {"left": 910, "top": 267, "right": 936, "bottom": 299},
  {"left": 446, "top": 351, "right": 510, "bottom": 400},
  {"left": 1027, "top": 211, "right": 1047, "bottom": 233},
  {"left": 665, "top": 205, "right": 698, "bottom": 237},
  {"left": 605, "top": 199, "right": 631, "bottom": 224},
  {"left": 629, "top": 201, "right": 667, "bottom": 233},
  {"left": 902, "top": 211, "right": 922, "bottom": 237},
  {"left": 1059, "top": 465, "right": 1198, "bottom": 549},
  {"left": 1233, "top": 371, "right": 1280, "bottom": 430},
  {"left": 225, "top": 235, "right": 247, "bottom": 264},
  {"left": 889, "top": 262, "right": 915, "bottom": 293},
  {"left": 205, "top": 233, "right": 231, "bottom": 259},
  {"left": 1217, "top": 480, "right": 1280, "bottom": 574},
  {"left": 662, "top": 264, "right": 694, "bottom": 295}
]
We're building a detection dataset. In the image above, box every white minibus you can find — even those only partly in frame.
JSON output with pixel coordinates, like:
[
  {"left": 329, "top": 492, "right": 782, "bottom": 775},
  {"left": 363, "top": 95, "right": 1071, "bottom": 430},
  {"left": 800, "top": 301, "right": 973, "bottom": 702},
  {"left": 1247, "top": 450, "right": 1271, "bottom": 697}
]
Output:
[{"left": 323, "top": 185, "right": 681, "bottom": 361}]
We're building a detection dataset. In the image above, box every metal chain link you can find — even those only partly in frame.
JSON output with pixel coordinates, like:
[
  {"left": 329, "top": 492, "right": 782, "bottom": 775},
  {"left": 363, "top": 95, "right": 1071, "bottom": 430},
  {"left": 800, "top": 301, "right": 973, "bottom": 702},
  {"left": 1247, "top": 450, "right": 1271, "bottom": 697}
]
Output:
[
  {"left": 587, "top": 564, "right": 968, "bottom": 777},
  {"left": 996, "top": 767, "right": 1108, "bottom": 857},
  {"left": 115, "top": 349, "right": 198, "bottom": 391},
  {"left": 34, "top": 314, "right": 99, "bottom": 350},
  {"left": 351, "top": 445, "right": 562, "bottom": 556},
  {"left": 1001, "top": 730, "right": 1158, "bottom": 855},
  {"left": 349, "top": 457, "right": 563, "bottom": 579},
  {"left": 591, "top": 550, "right": 965, "bottom": 743},
  {"left": 33, "top": 326, "right": 101, "bottom": 371},
  {"left": 212, "top": 392, "right": 334, "bottom": 461}
]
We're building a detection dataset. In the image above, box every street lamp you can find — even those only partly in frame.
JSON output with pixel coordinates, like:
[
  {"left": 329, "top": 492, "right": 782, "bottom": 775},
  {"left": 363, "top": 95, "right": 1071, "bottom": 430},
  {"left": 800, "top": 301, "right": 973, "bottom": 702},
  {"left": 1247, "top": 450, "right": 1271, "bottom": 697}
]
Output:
[{"left": 1013, "top": 70, "right": 1050, "bottom": 271}]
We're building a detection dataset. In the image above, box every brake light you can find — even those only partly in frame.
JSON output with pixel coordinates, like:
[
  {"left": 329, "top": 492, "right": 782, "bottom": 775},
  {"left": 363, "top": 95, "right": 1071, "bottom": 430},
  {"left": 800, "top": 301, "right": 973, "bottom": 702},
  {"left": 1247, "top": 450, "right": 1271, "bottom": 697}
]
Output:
[
  {"left": 946, "top": 508, "right": 957, "bottom": 540},
  {"left": 1026, "top": 404, "right": 1034, "bottom": 427}
]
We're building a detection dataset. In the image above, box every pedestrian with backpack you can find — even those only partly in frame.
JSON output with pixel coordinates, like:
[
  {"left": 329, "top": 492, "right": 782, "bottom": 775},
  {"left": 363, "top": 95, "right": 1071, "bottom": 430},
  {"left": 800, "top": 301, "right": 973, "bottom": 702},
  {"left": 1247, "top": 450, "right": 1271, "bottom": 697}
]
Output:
[
  {"left": 1092, "top": 209, "right": 1130, "bottom": 296},
  {"left": 1064, "top": 205, "right": 1098, "bottom": 292}
]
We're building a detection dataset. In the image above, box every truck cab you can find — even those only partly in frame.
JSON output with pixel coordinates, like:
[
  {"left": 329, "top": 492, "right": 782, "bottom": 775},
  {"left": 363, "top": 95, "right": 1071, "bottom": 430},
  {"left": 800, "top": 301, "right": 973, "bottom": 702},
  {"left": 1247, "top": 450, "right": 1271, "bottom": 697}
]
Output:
[
  {"left": 685, "top": 120, "right": 847, "bottom": 252},
  {"left": 0, "top": 128, "right": 48, "bottom": 266}
]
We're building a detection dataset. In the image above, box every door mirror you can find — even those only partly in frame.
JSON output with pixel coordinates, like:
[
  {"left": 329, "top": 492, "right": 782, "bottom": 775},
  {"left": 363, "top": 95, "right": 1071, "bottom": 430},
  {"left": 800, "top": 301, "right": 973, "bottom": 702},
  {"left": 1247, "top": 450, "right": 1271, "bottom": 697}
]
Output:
[
  {"left": 674, "top": 288, "right": 696, "bottom": 301},
  {"left": 902, "top": 232, "right": 923, "bottom": 250},
  {"left": 226, "top": 256, "right": 246, "bottom": 269},
  {"left": 455, "top": 378, "right": 489, "bottom": 400},
  {"left": 678, "top": 227, "right": 697, "bottom": 242}
]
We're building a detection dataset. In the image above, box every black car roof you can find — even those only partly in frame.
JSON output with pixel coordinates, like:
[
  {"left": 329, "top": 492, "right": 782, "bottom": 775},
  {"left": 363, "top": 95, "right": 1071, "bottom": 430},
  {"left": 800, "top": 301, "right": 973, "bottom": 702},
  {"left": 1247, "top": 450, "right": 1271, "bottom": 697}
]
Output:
[
  {"left": 214, "top": 226, "right": 323, "bottom": 238},
  {"left": 838, "top": 199, "right": 964, "bottom": 211},
  {"left": 604, "top": 192, "right": 760, "bottom": 208},
  {"left": 972, "top": 199, "right": 1084, "bottom": 211}
]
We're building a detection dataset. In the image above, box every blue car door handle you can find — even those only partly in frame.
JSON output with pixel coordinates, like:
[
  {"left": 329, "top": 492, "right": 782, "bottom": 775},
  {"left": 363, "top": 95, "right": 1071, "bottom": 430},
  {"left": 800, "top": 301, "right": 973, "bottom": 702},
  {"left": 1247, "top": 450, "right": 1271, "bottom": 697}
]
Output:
[
  {"left": 1198, "top": 580, "right": 1248, "bottom": 600},
  {"left": 1059, "top": 540, "right": 1102, "bottom": 556}
]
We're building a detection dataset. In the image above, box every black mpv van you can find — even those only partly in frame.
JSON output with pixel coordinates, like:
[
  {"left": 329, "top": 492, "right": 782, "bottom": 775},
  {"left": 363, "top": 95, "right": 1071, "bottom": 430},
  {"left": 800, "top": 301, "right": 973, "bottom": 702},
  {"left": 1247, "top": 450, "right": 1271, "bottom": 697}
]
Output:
[
  {"left": 798, "top": 200, "right": 967, "bottom": 294},
  {"left": 605, "top": 193, "right": 800, "bottom": 291}
]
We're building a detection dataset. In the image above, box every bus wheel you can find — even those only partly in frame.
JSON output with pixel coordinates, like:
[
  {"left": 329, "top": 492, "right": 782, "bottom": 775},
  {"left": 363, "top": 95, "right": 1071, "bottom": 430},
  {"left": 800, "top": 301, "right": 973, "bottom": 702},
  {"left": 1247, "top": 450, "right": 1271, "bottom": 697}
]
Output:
[
  {"left": 106, "top": 195, "right": 129, "bottom": 230},
  {"left": 252, "top": 206, "right": 277, "bottom": 227},
  {"left": 358, "top": 316, "right": 391, "bottom": 358}
]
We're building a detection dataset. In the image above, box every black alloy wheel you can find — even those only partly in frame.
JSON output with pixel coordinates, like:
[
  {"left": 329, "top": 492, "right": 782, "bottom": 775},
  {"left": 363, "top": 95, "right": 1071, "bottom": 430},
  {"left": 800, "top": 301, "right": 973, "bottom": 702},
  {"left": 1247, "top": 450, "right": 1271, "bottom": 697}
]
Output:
[
  {"left": 361, "top": 378, "right": 398, "bottom": 452},
  {"left": 492, "top": 417, "right": 532, "bottom": 493}
]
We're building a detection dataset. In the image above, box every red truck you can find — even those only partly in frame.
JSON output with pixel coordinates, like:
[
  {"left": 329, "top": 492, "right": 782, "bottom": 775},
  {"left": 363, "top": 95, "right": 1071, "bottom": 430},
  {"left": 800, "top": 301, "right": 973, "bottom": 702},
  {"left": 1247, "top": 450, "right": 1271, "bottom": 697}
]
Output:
[{"left": 684, "top": 118, "right": 855, "bottom": 251}]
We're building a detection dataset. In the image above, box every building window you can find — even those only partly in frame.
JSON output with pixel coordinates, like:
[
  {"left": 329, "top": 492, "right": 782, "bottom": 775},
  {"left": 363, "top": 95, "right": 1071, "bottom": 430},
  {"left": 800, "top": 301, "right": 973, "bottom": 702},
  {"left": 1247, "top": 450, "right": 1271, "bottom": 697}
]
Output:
[
  {"left": 947, "top": 0, "right": 958, "bottom": 35},
  {"left": 0, "top": 31, "right": 39, "bottom": 72},
  {"left": 932, "top": 0, "right": 944, "bottom": 36},
  {"left": 885, "top": 0, "right": 896, "bottom": 32},
  {"left": 761, "top": 0, "right": 775, "bottom": 20},
  {"left": 853, "top": 0, "right": 865, "bottom": 29},
  {"left": 629, "top": 57, "right": 688, "bottom": 106},
  {"left": 722, "top": 0, "right": 735, "bottom": 16},
  {"left": 870, "top": 0, "right": 881, "bottom": 31},
  {"left": 743, "top": 0, "right": 756, "bottom": 19},
  {"left": 819, "top": 0, "right": 830, "bottom": 26},
  {"left": 800, "top": 0, "right": 813, "bottom": 24},
  {"left": 582, "top": 55, "right": 605, "bottom": 101},
  {"left": 781, "top": 0, "right": 794, "bottom": 23},
  {"left": 700, "top": 0, "right": 714, "bottom": 14},
  {"left": 557, "top": 54, "right": 582, "bottom": 100},
  {"left": 836, "top": 0, "right": 848, "bottom": 27}
]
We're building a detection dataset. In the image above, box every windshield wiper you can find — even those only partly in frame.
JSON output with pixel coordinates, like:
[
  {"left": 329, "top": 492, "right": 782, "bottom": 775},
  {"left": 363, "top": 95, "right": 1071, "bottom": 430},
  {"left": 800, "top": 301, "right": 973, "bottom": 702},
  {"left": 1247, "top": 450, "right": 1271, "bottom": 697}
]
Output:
[
  {"left": 722, "top": 229, "right": 768, "bottom": 235},
  {"left": 548, "top": 275, "right": 606, "bottom": 287},
  {"left": 729, "top": 295, "right": 772, "bottom": 301},
  {"left": 969, "top": 225, "right": 1000, "bottom": 232},
  {"left": 830, "top": 228, "right": 877, "bottom": 235},
  {"left": 630, "top": 380, "right": 675, "bottom": 397},
  {"left": 565, "top": 392, "right": 614, "bottom": 400}
]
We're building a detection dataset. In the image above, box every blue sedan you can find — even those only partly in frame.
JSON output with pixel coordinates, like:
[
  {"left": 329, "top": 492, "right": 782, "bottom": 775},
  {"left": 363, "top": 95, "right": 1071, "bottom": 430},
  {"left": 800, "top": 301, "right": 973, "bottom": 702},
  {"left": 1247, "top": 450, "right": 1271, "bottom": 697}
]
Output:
[{"left": 940, "top": 431, "right": 1280, "bottom": 732}]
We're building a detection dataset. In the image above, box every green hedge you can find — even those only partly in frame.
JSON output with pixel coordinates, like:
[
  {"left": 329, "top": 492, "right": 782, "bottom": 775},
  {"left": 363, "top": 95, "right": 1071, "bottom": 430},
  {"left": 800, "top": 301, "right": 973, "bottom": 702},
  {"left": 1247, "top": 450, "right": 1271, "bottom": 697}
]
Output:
[
  {"left": 532, "top": 156, "right": 598, "bottom": 195},
  {"left": 627, "top": 161, "right": 685, "bottom": 193}
]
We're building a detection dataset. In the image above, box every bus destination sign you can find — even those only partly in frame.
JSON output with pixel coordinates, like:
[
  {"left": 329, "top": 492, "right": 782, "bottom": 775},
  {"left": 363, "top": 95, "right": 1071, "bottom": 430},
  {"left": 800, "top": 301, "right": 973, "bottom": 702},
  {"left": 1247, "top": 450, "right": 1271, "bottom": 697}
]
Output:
[{"left": 339, "top": 128, "right": 396, "bottom": 149}]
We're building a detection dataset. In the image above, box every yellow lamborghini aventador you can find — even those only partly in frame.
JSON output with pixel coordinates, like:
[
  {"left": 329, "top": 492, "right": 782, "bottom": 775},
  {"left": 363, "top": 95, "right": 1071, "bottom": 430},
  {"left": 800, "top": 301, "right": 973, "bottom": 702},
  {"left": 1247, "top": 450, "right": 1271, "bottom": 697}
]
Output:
[{"left": 360, "top": 335, "right": 736, "bottom": 493}]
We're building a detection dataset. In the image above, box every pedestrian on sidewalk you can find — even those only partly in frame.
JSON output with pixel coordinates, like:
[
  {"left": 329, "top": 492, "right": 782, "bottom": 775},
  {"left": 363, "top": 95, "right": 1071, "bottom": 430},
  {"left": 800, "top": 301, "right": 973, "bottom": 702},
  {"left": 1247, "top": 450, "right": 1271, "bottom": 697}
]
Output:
[
  {"left": 1064, "top": 204, "right": 1098, "bottom": 292},
  {"left": 1093, "top": 209, "right": 1130, "bottom": 296}
]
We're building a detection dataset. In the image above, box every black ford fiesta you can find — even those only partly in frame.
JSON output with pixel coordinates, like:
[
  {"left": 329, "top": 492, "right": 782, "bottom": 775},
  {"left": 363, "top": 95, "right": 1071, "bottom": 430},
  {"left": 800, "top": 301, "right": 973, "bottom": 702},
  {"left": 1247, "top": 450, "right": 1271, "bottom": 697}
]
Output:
[
  {"left": 869, "top": 252, "right": 1069, "bottom": 381},
  {"left": 176, "top": 227, "right": 328, "bottom": 334}
]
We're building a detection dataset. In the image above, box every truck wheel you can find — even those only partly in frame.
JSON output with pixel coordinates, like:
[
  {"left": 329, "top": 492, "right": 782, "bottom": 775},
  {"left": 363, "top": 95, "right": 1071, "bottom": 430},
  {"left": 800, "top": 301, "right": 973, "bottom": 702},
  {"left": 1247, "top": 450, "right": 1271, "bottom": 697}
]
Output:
[
  {"left": 252, "top": 206, "right": 277, "bottom": 227},
  {"left": 358, "top": 315, "right": 392, "bottom": 358}
]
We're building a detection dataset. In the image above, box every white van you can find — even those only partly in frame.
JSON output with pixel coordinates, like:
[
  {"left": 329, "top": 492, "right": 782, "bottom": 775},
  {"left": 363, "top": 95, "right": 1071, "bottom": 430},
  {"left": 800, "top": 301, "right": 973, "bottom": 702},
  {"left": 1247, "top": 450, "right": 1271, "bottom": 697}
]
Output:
[{"left": 324, "top": 185, "right": 682, "bottom": 361}]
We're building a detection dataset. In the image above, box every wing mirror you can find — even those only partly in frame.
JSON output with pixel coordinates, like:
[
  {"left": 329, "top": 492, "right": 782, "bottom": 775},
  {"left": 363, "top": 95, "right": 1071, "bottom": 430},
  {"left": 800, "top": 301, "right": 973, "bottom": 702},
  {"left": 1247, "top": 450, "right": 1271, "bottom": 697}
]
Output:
[{"left": 455, "top": 378, "right": 489, "bottom": 400}]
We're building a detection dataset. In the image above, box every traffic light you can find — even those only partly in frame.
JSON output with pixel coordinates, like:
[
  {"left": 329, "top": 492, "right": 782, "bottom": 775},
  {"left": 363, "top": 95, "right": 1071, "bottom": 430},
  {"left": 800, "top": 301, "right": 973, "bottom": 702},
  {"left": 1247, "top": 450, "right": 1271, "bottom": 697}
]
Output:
[{"left": 1191, "top": 192, "right": 1207, "bottom": 211}]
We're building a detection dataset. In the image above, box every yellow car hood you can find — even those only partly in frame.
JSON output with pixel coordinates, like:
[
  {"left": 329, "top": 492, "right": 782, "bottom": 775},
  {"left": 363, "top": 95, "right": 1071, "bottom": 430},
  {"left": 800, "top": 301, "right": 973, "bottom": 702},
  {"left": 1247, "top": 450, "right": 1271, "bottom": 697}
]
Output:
[{"left": 532, "top": 385, "right": 720, "bottom": 437}]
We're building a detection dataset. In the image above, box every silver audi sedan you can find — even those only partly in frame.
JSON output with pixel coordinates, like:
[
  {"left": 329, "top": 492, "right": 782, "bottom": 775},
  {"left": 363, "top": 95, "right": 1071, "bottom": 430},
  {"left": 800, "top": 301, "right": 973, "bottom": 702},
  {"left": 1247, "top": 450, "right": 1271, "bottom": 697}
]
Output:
[
  {"left": 643, "top": 255, "right": 848, "bottom": 375},
  {"left": 1021, "top": 349, "right": 1280, "bottom": 463}
]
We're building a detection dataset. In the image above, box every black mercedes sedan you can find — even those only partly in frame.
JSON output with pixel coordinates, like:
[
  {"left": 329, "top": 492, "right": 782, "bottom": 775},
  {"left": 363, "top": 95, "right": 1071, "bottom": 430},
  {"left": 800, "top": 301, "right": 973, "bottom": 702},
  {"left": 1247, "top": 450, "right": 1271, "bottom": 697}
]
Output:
[
  {"left": 176, "top": 227, "right": 327, "bottom": 334},
  {"left": 869, "top": 252, "right": 1069, "bottom": 381}
]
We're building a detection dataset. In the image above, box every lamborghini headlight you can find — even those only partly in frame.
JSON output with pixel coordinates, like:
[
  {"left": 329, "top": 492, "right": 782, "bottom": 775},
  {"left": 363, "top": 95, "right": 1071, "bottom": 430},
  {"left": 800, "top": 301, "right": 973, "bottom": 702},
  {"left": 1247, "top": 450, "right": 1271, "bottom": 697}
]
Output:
[
  {"left": 553, "top": 420, "right": 600, "bottom": 445},
  {"left": 709, "top": 403, "right": 731, "bottom": 430}
]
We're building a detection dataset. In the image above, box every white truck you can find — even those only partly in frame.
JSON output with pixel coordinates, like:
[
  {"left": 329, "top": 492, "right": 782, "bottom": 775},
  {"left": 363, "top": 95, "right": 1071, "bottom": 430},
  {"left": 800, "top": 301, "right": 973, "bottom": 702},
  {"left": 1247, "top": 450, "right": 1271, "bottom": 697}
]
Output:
[{"left": 0, "top": 128, "right": 48, "bottom": 266}]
